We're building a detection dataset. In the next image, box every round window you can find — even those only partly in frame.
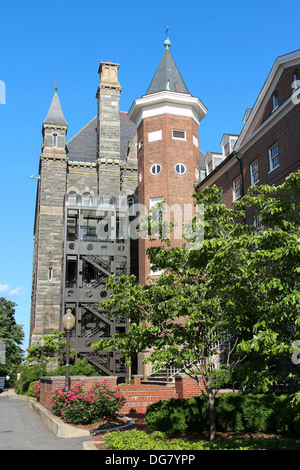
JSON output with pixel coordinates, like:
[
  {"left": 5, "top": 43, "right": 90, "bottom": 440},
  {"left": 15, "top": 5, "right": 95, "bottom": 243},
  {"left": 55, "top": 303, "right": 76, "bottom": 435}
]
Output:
[
  {"left": 175, "top": 163, "right": 186, "bottom": 175},
  {"left": 150, "top": 163, "right": 162, "bottom": 175}
]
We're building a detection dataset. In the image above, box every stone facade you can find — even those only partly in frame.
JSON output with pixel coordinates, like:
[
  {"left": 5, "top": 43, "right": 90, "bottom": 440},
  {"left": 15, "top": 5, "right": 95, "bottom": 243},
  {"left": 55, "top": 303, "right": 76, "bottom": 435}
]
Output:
[{"left": 30, "top": 60, "right": 138, "bottom": 379}]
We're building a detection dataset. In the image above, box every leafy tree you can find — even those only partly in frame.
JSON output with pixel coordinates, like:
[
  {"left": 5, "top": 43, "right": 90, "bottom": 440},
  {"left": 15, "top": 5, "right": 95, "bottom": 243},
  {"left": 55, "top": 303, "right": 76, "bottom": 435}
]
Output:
[
  {"left": 26, "top": 330, "right": 76, "bottom": 367},
  {"left": 0, "top": 297, "right": 24, "bottom": 374},
  {"left": 92, "top": 171, "right": 300, "bottom": 441}
]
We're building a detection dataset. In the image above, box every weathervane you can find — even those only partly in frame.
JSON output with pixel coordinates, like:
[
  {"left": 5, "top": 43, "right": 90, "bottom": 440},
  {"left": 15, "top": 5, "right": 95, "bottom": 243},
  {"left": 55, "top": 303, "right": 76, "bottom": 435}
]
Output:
[{"left": 164, "top": 26, "right": 171, "bottom": 49}]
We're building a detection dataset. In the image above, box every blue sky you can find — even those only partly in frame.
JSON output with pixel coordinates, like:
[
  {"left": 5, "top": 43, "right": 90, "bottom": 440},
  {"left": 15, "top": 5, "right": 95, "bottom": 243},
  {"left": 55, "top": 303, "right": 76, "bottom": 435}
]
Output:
[{"left": 0, "top": 0, "right": 299, "bottom": 351}]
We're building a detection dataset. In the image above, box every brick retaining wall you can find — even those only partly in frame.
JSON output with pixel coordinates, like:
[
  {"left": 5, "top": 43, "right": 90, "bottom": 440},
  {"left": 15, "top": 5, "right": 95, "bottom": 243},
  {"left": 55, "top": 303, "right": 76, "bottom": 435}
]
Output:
[
  {"left": 39, "top": 373, "right": 205, "bottom": 414},
  {"left": 39, "top": 376, "right": 118, "bottom": 411}
]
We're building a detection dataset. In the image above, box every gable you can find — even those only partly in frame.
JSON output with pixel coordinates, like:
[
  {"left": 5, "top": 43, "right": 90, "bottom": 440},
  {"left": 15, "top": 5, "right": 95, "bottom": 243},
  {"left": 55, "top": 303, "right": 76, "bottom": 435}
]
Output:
[{"left": 236, "top": 50, "right": 300, "bottom": 149}]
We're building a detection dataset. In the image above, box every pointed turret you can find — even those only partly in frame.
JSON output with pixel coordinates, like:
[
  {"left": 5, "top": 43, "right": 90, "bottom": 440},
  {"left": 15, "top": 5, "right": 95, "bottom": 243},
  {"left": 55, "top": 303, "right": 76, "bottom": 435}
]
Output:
[
  {"left": 146, "top": 35, "right": 189, "bottom": 95},
  {"left": 42, "top": 81, "right": 68, "bottom": 157},
  {"left": 43, "top": 81, "right": 68, "bottom": 126}
]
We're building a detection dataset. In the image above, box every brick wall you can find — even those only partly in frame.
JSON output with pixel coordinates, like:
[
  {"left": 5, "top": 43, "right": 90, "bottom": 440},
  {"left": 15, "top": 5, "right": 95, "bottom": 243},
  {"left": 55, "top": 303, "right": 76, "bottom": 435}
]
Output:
[
  {"left": 174, "top": 374, "right": 205, "bottom": 399},
  {"left": 39, "top": 375, "right": 118, "bottom": 411},
  {"left": 39, "top": 374, "right": 205, "bottom": 415}
]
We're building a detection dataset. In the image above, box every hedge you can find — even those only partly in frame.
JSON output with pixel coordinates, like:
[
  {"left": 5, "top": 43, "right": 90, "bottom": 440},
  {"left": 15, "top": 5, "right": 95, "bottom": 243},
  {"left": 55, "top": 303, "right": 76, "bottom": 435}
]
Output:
[{"left": 144, "top": 392, "right": 300, "bottom": 437}]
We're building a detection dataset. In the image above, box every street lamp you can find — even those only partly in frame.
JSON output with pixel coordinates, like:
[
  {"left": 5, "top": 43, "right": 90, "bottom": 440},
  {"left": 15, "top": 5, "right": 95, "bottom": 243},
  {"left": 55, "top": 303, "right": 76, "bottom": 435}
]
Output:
[
  {"left": 62, "top": 309, "right": 75, "bottom": 391},
  {"left": 39, "top": 337, "right": 46, "bottom": 377}
]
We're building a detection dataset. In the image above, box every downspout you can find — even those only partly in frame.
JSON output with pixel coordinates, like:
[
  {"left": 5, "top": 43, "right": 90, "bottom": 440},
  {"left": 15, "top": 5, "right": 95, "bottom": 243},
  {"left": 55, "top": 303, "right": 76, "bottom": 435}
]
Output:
[
  {"left": 232, "top": 151, "right": 244, "bottom": 197},
  {"left": 233, "top": 150, "right": 246, "bottom": 223}
]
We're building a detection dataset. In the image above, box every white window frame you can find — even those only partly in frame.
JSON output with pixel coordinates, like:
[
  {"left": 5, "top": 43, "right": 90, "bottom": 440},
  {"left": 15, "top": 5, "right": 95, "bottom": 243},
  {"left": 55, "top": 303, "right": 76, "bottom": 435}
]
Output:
[
  {"left": 232, "top": 176, "right": 241, "bottom": 201},
  {"left": 268, "top": 143, "right": 279, "bottom": 172},
  {"left": 150, "top": 163, "right": 162, "bottom": 175},
  {"left": 172, "top": 129, "right": 186, "bottom": 141},
  {"left": 174, "top": 163, "right": 186, "bottom": 175},
  {"left": 272, "top": 93, "right": 278, "bottom": 111},
  {"left": 253, "top": 213, "right": 262, "bottom": 234},
  {"left": 249, "top": 160, "right": 259, "bottom": 186}
]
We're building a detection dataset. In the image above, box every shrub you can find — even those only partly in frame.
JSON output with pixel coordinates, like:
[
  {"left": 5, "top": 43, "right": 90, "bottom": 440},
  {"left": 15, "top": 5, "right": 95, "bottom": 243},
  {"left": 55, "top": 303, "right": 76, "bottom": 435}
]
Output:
[
  {"left": 14, "top": 365, "right": 41, "bottom": 396},
  {"left": 27, "top": 380, "right": 40, "bottom": 401},
  {"left": 144, "top": 392, "right": 300, "bottom": 437},
  {"left": 145, "top": 396, "right": 209, "bottom": 433},
  {"left": 51, "top": 358, "right": 99, "bottom": 377},
  {"left": 215, "top": 393, "right": 244, "bottom": 432},
  {"left": 104, "top": 429, "right": 300, "bottom": 451},
  {"left": 51, "top": 381, "right": 125, "bottom": 425}
]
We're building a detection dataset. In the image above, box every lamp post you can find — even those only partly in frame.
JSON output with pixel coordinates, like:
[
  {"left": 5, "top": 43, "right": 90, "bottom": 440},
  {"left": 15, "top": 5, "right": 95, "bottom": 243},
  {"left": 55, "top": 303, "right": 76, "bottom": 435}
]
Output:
[
  {"left": 62, "top": 309, "right": 75, "bottom": 391},
  {"left": 39, "top": 337, "right": 46, "bottom": 377}
]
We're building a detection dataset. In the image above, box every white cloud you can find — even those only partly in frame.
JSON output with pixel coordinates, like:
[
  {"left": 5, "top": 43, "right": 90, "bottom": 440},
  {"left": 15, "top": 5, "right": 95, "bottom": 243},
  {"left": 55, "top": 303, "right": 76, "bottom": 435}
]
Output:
[{"left": 0, "top": 283, "right": 24, "bottom": 297}]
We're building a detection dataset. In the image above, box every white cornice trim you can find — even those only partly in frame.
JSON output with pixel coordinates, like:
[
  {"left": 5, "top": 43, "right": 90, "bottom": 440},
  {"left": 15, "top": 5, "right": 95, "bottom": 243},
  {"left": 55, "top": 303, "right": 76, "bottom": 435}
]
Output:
[
  {"left": 236, "top": 49, "right": 300, "bottom": 148},
  {"left": 128, "top": 90, "right": 207, "bottom": 127}
]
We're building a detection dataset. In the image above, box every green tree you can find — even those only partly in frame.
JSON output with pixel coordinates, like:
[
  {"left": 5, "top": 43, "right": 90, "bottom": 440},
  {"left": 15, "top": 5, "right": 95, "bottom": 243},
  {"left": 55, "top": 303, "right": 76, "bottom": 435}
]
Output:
[
  {"left": 26, "top": 330, "right": 76, "bottom": 368},
  {"left": 92, "top": 171, "right": 300, "bottom": 441},
  {"left": 0, "top": 297, "right": 24, "bottom": 374}
]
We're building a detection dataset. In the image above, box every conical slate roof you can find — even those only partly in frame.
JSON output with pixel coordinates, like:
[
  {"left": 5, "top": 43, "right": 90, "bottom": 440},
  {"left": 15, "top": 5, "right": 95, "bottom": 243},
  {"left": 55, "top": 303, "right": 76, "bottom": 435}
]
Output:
[
  {"left": 146, "top": 46, "right": 189, "bottom": 95},
  {"left": 43, "top": 87, "right": 67, "bottom": 126}
]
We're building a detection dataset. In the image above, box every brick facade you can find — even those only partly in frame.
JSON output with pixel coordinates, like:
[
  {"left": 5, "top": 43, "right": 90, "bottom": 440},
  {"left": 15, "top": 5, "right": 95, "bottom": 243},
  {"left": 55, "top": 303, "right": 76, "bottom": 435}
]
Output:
[{"left": 198, "top": 53, "right": 300, "bottom": 210}]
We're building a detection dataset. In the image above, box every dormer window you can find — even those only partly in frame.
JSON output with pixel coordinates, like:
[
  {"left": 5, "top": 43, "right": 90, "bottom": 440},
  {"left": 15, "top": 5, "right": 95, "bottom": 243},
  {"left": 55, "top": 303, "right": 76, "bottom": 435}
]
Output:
[
  {"left": 53, "top": 134, "right": 57, "bottom": 148},
  {"left": 272, "top": 93, "right": 278, "bottom": 111}
]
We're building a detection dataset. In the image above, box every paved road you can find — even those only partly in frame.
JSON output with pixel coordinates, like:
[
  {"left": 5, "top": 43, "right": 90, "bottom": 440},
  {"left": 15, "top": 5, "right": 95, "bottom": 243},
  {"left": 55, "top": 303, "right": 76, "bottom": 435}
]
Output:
[{"left": 0, "top": 396, "right": 94, "bottom": 450}]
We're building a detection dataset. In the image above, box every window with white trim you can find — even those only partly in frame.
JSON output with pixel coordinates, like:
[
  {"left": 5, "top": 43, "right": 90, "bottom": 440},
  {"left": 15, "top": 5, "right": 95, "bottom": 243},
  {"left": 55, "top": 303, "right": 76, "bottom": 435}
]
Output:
[
  {"left": 272, "top": 93, "right": 278, "bottom": 111},
  {"left": 253, "top": 213, "right": 262, "bottom": 234},
  {"left": 174, "top": 163, "right": 186, "bottom": 175},
  {"left": 249, "top": 160, "right": 259, "bottom": 186},
  {"left": 232, "top": 176, "right": 241, "bottom": 201},
  {"left": 150, "top": 163, "right": 162, "bottom": 175},
  {"left": 172, "top": 129, "right": 186, "bottom": 140},
  {"left": 269, "top": 143, "right": 279, "bottom": 172}
]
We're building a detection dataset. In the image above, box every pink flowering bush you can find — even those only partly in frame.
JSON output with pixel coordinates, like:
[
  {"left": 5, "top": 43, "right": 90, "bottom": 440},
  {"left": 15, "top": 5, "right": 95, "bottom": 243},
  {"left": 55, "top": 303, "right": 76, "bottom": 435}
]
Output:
[{"left": 51, "top": 381, "right": 125, "bottom": 425}]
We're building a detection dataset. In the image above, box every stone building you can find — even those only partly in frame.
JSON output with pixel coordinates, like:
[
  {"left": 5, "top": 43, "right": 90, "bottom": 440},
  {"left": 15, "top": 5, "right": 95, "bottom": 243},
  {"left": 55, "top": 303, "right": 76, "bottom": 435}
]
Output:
[{"left": 30, "top": 63, "right": 138, "bottom": 380}]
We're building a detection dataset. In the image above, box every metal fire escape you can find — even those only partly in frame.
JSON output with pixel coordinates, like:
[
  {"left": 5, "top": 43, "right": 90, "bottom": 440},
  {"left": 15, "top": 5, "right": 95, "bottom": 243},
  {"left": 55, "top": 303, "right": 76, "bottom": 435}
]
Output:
[{"left": 62, "top": 195, "right": 130, "bottom": 382}]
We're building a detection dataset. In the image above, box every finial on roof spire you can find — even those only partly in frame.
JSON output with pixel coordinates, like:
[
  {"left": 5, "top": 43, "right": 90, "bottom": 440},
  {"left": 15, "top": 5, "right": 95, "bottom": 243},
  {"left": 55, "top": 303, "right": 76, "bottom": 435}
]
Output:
[
  {"left": 164, "top": 26, "right": 171, "bottom": 49},
  {"left": 54, "top": 79, "right": 58, "bottom": 94}
]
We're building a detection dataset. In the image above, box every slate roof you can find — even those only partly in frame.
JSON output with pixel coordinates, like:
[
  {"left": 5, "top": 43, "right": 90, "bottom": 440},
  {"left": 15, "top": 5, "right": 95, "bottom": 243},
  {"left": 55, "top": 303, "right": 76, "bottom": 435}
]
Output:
[
  {"left": 146, "top": 48, "right": 189, "bottom": 95},
  {"left": 66, "top": 112, "right": 136, "bottom": 163},
  {"left": 43, "top": 91, "right": 68, "bottom": 126}
]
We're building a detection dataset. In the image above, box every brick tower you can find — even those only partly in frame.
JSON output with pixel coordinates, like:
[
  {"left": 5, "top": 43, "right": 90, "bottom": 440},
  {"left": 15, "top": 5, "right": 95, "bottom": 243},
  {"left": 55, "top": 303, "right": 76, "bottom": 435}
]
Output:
[{"left": 129, "top": 35, "right": 207, "bottom": 285}]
